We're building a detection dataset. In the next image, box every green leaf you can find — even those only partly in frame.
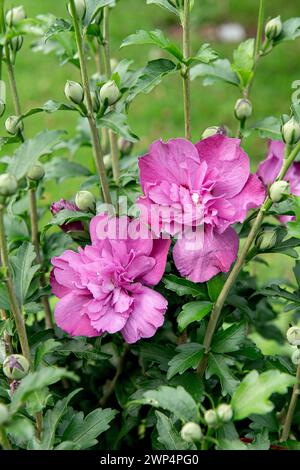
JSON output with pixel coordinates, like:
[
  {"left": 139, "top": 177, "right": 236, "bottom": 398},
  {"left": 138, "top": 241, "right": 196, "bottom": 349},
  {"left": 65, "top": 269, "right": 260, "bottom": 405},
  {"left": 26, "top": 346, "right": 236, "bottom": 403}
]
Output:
[
  {"left": 10, "top": 242, "right": 40, "bottom": 305},
  {"left": 4, "top": 214, "right": 29, "bottom": 243},
  {"left": 10, "top": 367, "right": 78, "bottom": 413},
  {"left": 293, "top": 260, "right": 300, "bottom": 289},
  {"left": 21, "top": 100, "right": 78, "bottom": 121},
  {"left": 141, "top": 385, "right": 199, "bottom": 422},
  {"left": 126, "top": 59, "right": 177, "bottom": 104},
  {"left": 188, "top": 43, "right": 218, "bottom": 65},
  {"left": 44, "top": 157, "right": 91, "bottom": 181},
  {"left": 167, "top": 343, "right": 204, "bottom": 379},
  {"left": 207, "top": 273, "right": 225, "bottom": 302},
  {"left": 211, "top": 322, "right": 246, "bottom": 354},
  {"left": 121, "top": 29, "right": 183, "bottom": 62},
  {"left": 6, "top": 416, "right": 35, "bottom": 445},
  {"left": 217, "top": 439, "right": 248, "bottom": 450},
  {"left": 273, "top": 17, "right": 300, "bottom": 45},
  {"left": 162, "top": 274, "right": 208, "bottom": 298},
  {"left": 97, "top": 111, "right": 138, "bottom": 142},
  {"left": 43, "top": 209, "right": 92, "bottom": 233},
  {"left": 155, "top": 411, "right": 195, "bottom": 450},
  {"left": 34, "top": 339, "right": 62, "bottom": 369},
  {"left": 207, "top": 353, "right": 239, "bottom": 396},
  {"left": 190, "top": 59, "right": 239, "bottom": 86},
  {"left": 84, "top": 0, "right": 116, "bottom": 26},
  {"left": 177, "top": 301, "right": 212, "bottom": 332},
  {"left": 0, "top": 283, "right": 10, "bottom": 310},
  {"left": 231, "top": 370, "right": 296, "bottom": 421},
  {"left": 7, "top": 130, "right": 65, "bottom": 181},
  {"left": 61, "top": 408, "right": 117, "bottom": 449},
  {"left": 44, "top": 18, "right": 72, "bottom": 41},
  {"left": 251, "top": 116, "right": 282, "bottom": 139},
  {"left": 232, "top": 39, "right": 255, "bottom": 88},
  {"left": 146, "top": 0, "right": 179, "bottom": 17}
]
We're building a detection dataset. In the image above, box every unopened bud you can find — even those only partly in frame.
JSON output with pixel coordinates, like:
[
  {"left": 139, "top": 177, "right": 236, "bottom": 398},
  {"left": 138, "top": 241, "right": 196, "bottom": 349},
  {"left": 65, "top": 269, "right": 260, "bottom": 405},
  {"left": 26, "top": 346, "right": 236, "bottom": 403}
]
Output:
[
  {"left": 91, "top": 91, "right": 100, "bottom": 113},
  {"left": 202, "top": 126, "right": 220, "bottom": 139},
  {"left": 265, "top": 16, "right": 283, "bottom": 40},
  {"left": 104, "top": 153, "right": 112, "bottom": 170},
  {"left": 118, "top": 137, "right": 133, "bottom": 156},
  {"left": 5, "top": 115, "right": 24, "bottom": 135},
  {"left": 65, "top": 80, "right": 84, "bottom": 105},
  {"left": 0, "top": 403, "right": 9, "bottom": 425},
  {"left": 287, "top": 326, "right": 300, "bottom": 346},
  {"left": 216, "top": 404, "right": 233, "bottom": 423},
  {"left": 292, "top": 349, "right": 300, "bottom": 365},
  {"left": 255, "top": 227, "right": 278, "bottom": 250},
  {"left": 100, "top": 80, "right": 121, "bottom": 106},
  {"left": 204, "top": 409, "right": 218, "bottom": 427},
  {"left": 10, "top": 35, "right": 23, "bottom": 53},
  {"left": 67, "top": 0, "right": 86, "bottom": 20},
  {"left": 269, "top": 180, "right": 290, "bottom": 203},
  {"left": 234, "top": 98, "right": 252, "bottom": 121},
  {"left": 0, "top": 173, "right": 18, "bottom": 196},
  {"left": 3, "top": 354, "right": 30, "bottom": 380},
  {"left": 0, "top": 99, "right": 5, "bottom": 117},
  {"left": 5, "top": 5, "right": 26, "bottom": 26},
  {"left": 27, "top": 164, "right": 45, "bottom": 182},
  {"left": 180, "top": 422, "right": 202, "bottom": 442},
  {"left": 110, "top": 58, "right": 118, "bottom": 71},
  {"left": 75, "top": 190, "right": 96, "bottom": 212},
  {"left": 281, "top": 117, "right": 300, "bottom": 145}
]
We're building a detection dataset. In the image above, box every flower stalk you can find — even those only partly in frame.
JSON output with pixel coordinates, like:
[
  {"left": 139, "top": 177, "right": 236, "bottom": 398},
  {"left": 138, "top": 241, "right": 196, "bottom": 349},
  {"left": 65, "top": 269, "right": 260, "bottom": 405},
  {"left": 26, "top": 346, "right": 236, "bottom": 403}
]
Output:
[
  {"left": 280, "top": 362, "right": 300, "bottom": 441},
  {"left": 69, "top": 0, "right": 112, "bottom": 203},
  {"left": 197, "top": 140, "right": 300, "bottom": 376},
  {"left": 100, "top": 344, "right": 129, "bottom": 407},
  {"left": 182, "top": 0, "right": 191, "bottom": 140}
]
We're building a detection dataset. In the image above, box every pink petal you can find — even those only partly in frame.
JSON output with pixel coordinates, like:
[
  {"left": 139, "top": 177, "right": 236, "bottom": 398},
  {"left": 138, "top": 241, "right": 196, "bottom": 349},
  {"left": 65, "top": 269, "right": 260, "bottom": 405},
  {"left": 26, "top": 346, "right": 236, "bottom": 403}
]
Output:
[
  {"left": 50, "top": 270, "right": 70, "bottom": 298},
  {"left": 141, "top": 238, "right": 171, "bottom": 285},
  {"left": 173, "top": 226, "right": 239, "bottom": 283},
  {"left": 121, "top": 286, "right": 167, "bottom": 344},
  {"left": 257, "top": 140, "right": 283, "bottom": 186},
  {"left": 54, "top": 292, "right": 98, "bottom": 337},
  {"left": 227, "top": 174, "right": 266, "bottom": 224}
]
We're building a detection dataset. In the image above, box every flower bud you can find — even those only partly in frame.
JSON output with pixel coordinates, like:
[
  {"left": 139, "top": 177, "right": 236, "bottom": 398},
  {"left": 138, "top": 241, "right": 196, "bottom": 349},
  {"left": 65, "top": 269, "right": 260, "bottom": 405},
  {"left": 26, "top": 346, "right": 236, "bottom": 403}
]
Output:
[
  {"left": 118, "top": 137, "right": 133, "bottom": 156},
  {"left": 292, "top": 349, "right": 300, "bottom": 365},
  {"left": 75, "top": 191, "right": 96, "bottom": 212},
  {"left": 180, "top": 422, "right": 202, "bottom": 442},
  {"left": 100, "top": 80, "right": 121, "bottom": 106},
  {"left": 3, "top": 354, "right": 30, "bottom": 380},
  {"left": 5, "top": 6, "right": 26, "bottom": 26},
  {"left": 287, "top": 326, "right": 300, "bottom": 346},
  {"left": 110, "top": 58, "right": 118, "bottom": 72},
  {"left": 91, "top": 90, "right": 100, "bottom": 113},
  {"left": 11, "top": 35, "right": 23, "bottom": 53},
  {"left": 204, "top": 409, "right": 218, "bottom": 427},
  {"left": 265, "top": 16, "right": 283, "bottom": 40},
  {"left": 269, "top": 180, "right": 290, "bottom": 203},
  {"left": 9, "top": 380, "right": 20, "bottom": 396},
  {"left": 201, "top": 126, "right": 220, "bottom": 139},
  {"left": 0, "top": 173, "right": 18, "bottom": 196},
  {"left": 67, "top": 0, "right": 86, "bottom": 20},
  {"left": 0, "top": 99, "right": 5, "bottom": 117},
  {"left": 0, "top": 403, "right": 9, "bottom": 425},
  {"left": 5, "top": 115, "right": 24, "bottom": 135},
  {"left": 27, "top": 164, "right": 45, "bottom": 182},
  {"left": 281, "top": 117, "right": 300, "bottom": 145},
  {"left": 216, "top": 404, "right": 233, "bottom": 423},
  {"left": 104, "top": 154, "right": 112, "bottom": 170},
  {"left": 234, "top": 98, "right": 252, "bottom": 120},
  {"left": 255, "top": 227, "right": 278, "bottom": 250},
  {"left": 64, "top": 80, "right": 84, "bottom": 105}
]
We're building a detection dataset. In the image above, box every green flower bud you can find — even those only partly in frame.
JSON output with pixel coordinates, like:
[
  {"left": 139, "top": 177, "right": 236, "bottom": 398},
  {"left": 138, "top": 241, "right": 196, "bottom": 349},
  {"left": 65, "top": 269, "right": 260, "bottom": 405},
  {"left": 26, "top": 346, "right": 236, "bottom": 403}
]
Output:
[
  {"left": 216, "top": 404, "right": 233, "bottom": 423},
  {"left": 110, "top": 58, "right": 118, "bottom": 72},
  {"left": 5, "top": 115, "right": 24, "bottom": 135},
  {"left": 0, "top": 99, "right": 5, "bottom": 117},
  {"left": 292, "top": 349, "right": 300, "bottom": 365},
  {"left": 234, "top": 98, "right": 252, "bottom": 120},
  {"left": 65, "top": 80, "right": 84, "bottom": 105},
  {"left": 202, "top": 126, "right": 219, "bottom": 139},
  {"left": 269, "top": 180, "right": 290, "bottom": 203},
  {"left": 67, "top": 0, "right": 86, "bottom": 20},
  {"left": 3, "top": 354, "right": 30, "bottom": 380},
  {"left": 255, "top": 227, "right": 278, "bottom": 250},
  {"left": 91, "top": 91, "right": 100, "bottom": 113},
  {"left": 265, "top": 16, "right": 283, "bottom": 40},
  {"left": 287, "top": 326, "right": 300, "bottom": 346},
  {"left": 27, "top": 164, "right": 45, "bottom": 182},
  {"left": 118, "top": 137, "right": 133, "bottom": 156},
  {"left": 104, "top": 153, "right": 112, "bottom": 170},
  {"left": 100, "top": 80, "right": 121, "bottom": 106},
  {"left": 281, "top": 117, "right": 300, "bottom": 145},
  {"left": 75, "top": 190, "right": 96, "bottom": 212},
  {"left": 5, "top": 6, "right": 26, "bottom": 27},
  {"left": 10, "top": 35, "right": 23, "bottom": 53},
  {"left": 0, "top": 403, "right": 9, "bottom": 425},
  {"left": 180, "top": 422, "right": 202, "bottom": 442},
  {"left": 204, "top": 409, "right": 218, "bottom": 427},
  {"left": 0, "top": 173, "right": 18, "bottom": 196}
]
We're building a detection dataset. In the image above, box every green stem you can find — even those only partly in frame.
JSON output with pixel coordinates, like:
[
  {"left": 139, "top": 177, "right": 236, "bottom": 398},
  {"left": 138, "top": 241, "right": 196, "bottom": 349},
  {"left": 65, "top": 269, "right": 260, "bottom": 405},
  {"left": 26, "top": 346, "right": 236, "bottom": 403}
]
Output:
[
  {"left": 280, "top": 361, "right": 300, "bottom": 442},
  {"left": 0, "top": 427, "right": 12, "bottom": 450},
  {"left": 0, "top": 204, "right": 30, "bottom": 363},
  {"left": 28, "top": 187, "right": 53, "bottom": 329},
  {"left": 4, "top": 43, "right": 22, "bottom": 116},
  {"left": 70, "top": 0, "right": 112, "bottom": 204},
  {"left": 182, "top": 0, "right": 191, "bottom": 140},
  {"left": 103, "top": 6, "right": 120, "bottom": 183},
  {"left": 0, "top": 0, "right": 5, "bottom": 80},
  {"left": 254, "top": 0, "right": 265, "bottom": 61},
  {"left": 197, "top": 140, "right": 300, "bottom": 376},
  {"left": 99, "top": 344, "right": 129, "bottom": 407}
]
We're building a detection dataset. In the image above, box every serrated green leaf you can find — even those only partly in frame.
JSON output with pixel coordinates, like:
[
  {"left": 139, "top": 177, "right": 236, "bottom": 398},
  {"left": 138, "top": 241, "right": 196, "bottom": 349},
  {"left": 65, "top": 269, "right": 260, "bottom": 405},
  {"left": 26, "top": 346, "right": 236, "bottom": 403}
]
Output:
[
  {"left": 211, "top": 322, "right": 246, "bottom": 354},
  {"left": 21, "top": 100, "right": 78, "bottom": 121},
  {"left": 207, "top": 273, "right": 225, "bottom": 302},
  {"left": 34, "top": 339, "right": 62, "bottom": 369},
  {"left": 177, "top": 301, "right": 212, "bottom": 332},
  {"left": 84, "top": 0, "right": 116, "bottom": 26},
  {"left": 155, "top": 411, "right": 195, "bottom": 450},
  {"left": 44, "top": 157, "right": 91, "bottom": 182},
  {"left": 146, "top": 0, "right": 179, "bottom": 17},
  {"left": 232, "top": 39, "right": 255, "bottom": 88},
  {"left": 188, "top": 43, "right": 218, "bottom": 65},
  {"left": 190, "top": 59, "right": 239, "bottom": 86},
  {"left": 10, "top": 242, "right": 40, "bottom": 305},
  {"left": 251, "top": 116, "right": 281, "bottom": 139},
  {"left": 97, "top": 111, "right": 138, "bottom": 142},
  {"left": 167, "top": 343, "right": 204, "bottom": 379},
  {"left": 162, "top": 274, "right": 207, "bottom": 298},
  {"left": 207, "top": 353, "right": 239, "bottom": 396}
]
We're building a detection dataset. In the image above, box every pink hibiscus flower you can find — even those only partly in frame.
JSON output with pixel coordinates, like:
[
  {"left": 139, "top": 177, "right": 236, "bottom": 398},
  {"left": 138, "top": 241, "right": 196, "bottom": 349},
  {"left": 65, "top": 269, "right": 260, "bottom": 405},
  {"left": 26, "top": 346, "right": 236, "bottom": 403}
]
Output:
[
  {"left": 257, "top": 139, "right": 300, "bottom": 223},
  {"left": 138, "top": 135, "right": 265, "bottom": 283},
  {"left": 50, "top": 214, "right": 170, "bottom": 343}
]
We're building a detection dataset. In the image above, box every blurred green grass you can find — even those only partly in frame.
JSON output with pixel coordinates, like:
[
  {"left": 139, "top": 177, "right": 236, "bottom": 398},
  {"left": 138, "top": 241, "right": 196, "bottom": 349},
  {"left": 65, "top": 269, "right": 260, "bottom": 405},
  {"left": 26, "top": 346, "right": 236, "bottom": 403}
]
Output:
[{"left": 2, "top": 0, "right": 300, "bottom": 287}]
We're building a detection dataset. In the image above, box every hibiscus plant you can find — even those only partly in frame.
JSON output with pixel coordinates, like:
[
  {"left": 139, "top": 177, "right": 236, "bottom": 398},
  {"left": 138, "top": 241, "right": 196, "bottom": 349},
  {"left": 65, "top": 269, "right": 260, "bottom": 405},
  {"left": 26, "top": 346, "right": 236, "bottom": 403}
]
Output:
[{"left": 1, "top": 0, "right": 300, "bottom": 453}]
